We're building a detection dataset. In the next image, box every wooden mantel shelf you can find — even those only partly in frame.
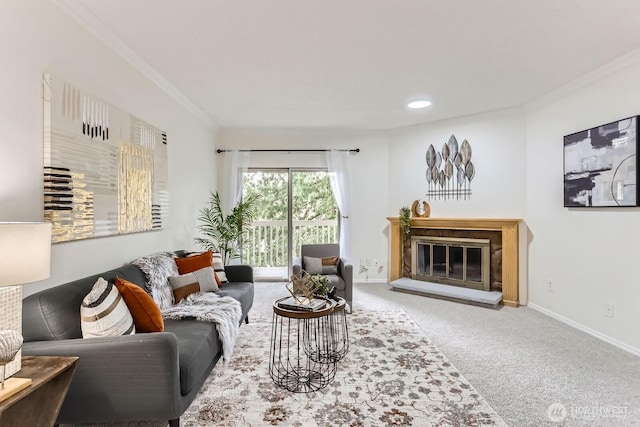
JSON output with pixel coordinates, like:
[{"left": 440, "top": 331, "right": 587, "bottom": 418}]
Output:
[{"left": 387, "top": 217, "right": 522, "bottom": 307}]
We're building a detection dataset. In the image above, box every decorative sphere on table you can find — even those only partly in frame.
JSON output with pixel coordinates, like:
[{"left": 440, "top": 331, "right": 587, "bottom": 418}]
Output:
[
  {"left": 0, "top": 330, "right": 22, "bottom": 365},
  {"left": 0, "top": 329, "right": 23, "bottom": 389}
]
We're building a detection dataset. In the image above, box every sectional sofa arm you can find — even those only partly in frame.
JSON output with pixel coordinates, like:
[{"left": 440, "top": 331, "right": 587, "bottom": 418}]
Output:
[
  {"left": 339, "top": 258, "right": 353, "bottom": 278},
  {"left": 224, "top": 264, "right": 253, "bottom": 283},
  {"left": 22, "top": 333, "right": 183, "bottom": 424}
]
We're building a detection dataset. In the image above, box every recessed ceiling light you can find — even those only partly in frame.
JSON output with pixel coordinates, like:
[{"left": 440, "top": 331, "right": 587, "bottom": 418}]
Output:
[{"left": 407, "top": 99, "right": 432, "bottom": 109}]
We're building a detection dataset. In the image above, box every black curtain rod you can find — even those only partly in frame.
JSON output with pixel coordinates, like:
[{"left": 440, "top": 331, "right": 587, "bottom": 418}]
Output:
[{"left": 216, "top": 148, "right": 360, "bottom": 154}]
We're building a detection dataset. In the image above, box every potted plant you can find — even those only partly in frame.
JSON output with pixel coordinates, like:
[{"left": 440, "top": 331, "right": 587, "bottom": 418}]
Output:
[
  {"left": 194, "top": 191, "right": 260, "bottom": 265},
  {"left": 310, "top": 274, "right": 330, "bottom": 297},
  {"left": 399, "top": 206, "right": 411, "bottom": 272},
  {"left": 399, "top": 206, "right": 411, "bottom": 243}
]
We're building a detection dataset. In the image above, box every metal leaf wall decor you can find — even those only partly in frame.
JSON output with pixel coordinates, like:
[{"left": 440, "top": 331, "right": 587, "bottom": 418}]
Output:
[{"left": 425, "top": 135, "right": 474, "bottom": 200}]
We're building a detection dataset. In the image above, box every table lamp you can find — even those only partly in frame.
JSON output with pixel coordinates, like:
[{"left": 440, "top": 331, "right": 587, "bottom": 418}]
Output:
[{"left": 0, "top": 222, "right": 51, "bottom": 402}]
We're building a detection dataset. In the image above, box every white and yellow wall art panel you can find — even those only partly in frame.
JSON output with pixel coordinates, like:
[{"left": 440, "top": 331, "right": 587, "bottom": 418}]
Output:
[{"left": 42, "top": 73, "right": 169, "bottom": 243}]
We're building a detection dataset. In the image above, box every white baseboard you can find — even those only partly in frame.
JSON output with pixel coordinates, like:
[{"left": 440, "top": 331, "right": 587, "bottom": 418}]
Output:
[{"left": 527, "top": 302, "right": 640, "bottom": 358}]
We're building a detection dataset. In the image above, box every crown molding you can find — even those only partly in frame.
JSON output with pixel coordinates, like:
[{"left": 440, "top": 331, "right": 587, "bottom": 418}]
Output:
[
  {"left": 49, "top": 0, "right": 218, "bottom": 131},
  {"left": 525, "top": 48, "right": 640, "bottom": 112}
]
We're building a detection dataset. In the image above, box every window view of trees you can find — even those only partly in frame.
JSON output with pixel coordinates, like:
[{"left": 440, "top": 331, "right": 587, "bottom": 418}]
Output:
[{"left": 242, "top": 170, "right": 338, "bottom": 274}]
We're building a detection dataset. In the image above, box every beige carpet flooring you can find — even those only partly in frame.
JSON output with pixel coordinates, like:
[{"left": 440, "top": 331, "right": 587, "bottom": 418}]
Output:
[{"left": 345, "top": 282, "right": 640, "bottom": 427}]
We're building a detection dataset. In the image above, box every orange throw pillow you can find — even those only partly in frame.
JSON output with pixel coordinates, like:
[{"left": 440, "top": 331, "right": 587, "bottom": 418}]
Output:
[
  {"left": 175, "top": 251, "right": 213, "bottom": 274},
  {"left": 115, "top": 277, "right": 164, "bottom": 332}
]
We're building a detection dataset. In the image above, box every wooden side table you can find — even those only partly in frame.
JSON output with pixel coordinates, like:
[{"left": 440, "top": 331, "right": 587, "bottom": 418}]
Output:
[{"left": 0, "top": 356, "right": 78, "bottom": 427}]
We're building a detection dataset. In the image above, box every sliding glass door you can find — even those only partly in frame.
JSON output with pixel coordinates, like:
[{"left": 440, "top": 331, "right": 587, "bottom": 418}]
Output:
[{"left": 242, "top": 169, "right": 338, "bottom": 280}]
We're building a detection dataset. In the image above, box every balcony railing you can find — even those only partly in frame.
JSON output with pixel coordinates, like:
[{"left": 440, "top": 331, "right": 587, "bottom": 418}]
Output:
[{"left": 244, "top": 220, "right": 338, "bottom": 267}]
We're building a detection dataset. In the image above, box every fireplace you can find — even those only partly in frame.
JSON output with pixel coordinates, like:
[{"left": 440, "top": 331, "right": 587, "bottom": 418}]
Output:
[
  {"left": 387, "top": 217, "right": 522, "bottom": 307},
  {"left": 411, "top": 236, "right": 490, "bottom": 291}
]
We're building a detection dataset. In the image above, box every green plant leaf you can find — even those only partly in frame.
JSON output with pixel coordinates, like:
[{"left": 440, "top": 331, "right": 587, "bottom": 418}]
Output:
[{"left": 194, "top": 191, "right": 261, "bottom": 265}]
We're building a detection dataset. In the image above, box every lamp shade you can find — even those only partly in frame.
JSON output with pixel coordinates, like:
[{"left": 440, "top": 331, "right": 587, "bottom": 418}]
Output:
[{"left": 0, "top": 222, "right": 52, "bottom": 286}]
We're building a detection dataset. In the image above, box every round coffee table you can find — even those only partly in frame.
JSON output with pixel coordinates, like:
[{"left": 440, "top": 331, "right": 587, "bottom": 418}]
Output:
[{"left": 269, "top": 297, "right": 337, "bottom": 393}]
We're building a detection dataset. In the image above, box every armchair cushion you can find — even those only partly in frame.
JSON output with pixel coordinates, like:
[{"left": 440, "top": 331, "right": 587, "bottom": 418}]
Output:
[{"left": 303, "top": 256, "right": 339, "bottom": 275}]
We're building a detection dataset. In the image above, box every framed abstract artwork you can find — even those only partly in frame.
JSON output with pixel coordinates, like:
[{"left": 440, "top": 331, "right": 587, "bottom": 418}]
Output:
[
  {"left": 42, "top": 74, "right": 169, "bottom": 243},
  {"left": 563, "top": 116, "right": 638, "bottom": 207}
]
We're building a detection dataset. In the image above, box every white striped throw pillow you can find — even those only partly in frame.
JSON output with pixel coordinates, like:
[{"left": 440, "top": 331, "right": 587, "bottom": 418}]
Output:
[
  {"left": 81, "top": 277, "right": 136, "bottom": 338},
  {"left": 212, "top": 252, "right": 228, "bottom": 283}
]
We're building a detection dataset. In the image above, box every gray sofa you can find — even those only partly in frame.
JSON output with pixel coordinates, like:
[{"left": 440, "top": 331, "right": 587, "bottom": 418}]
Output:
[{"left": 21, "top": 253, "right": 254, "bottom": 427}]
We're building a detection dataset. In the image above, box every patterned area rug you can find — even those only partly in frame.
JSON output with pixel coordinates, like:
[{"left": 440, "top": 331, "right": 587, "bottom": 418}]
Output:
[{"left": 181, "top": 310, "right": 507, "bottom": 426}]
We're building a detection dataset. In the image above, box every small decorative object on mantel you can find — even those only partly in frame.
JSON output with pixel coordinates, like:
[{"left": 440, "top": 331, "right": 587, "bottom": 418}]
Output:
[
  {"left": 425, "top": 134, "right": 474, "bottom": 200},
  {"left": 411, "top": 199, "right": 430, "bottom": 217}
]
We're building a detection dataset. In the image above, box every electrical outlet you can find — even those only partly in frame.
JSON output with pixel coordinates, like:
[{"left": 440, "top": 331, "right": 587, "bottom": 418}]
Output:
[
  {"left": 359, "top": 258, "right": 369, "bottom": 274},
  {"left": 605, "top": 303, "right": 614, "bottom": 318},
  {"left": 547, "top": 279, "right": 553, "bottom": 292}
]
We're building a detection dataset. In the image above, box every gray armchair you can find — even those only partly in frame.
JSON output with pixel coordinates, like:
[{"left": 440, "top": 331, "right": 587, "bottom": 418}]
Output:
[{"left": 293, "top": 243, "right": 353, "bottom": 311}]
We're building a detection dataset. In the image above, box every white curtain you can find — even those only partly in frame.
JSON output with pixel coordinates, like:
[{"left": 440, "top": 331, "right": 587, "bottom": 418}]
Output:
[
  {"left": 326, "top": 150, "right": 353, "bottom": 261},
  {"left": 221, "top": 150, "right": 250, "bottom": 215}
]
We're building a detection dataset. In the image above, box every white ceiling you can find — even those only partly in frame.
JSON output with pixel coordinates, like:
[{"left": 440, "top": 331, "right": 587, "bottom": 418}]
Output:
[{"left": 58, "top": 0, "right": 640, "bottom": 130}]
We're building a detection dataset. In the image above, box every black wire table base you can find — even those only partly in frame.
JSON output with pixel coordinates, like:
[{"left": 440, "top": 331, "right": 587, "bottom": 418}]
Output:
[
  {"left": 269, "top": 298, "right": 339, "bottom": 393},
  {"left": 303, "top": 297, "right": 349, "bottom": 363}
]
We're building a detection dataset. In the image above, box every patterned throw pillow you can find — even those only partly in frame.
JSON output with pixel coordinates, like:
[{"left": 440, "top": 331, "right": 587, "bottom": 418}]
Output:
[
  {"left": 114, "top": 277, "right": 164, "bottom": 332},
  {"left": 81, "top": 277, "right": 135, "bottom": 338},
  {"left": 168, "top": 266, "right": 219, "bottom": 302},
  {"left": 212, "top": 252, "right": 228, "bottom": 284},
  {"left": 175, "top": 250, "right": 224, "bottom": 286},
  {"left": 304, "top": 256, "right": 339, "bottom": 275}
]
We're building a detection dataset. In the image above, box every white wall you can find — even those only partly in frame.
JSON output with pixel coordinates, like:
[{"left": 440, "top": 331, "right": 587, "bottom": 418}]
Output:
[
  {"left": 525, "top": 60, "right": 640, "bottom": 353},
  {"left": 0, "top": 1, "right": 217, "bottom": 297},
  {"left": 217, "top": 129, "right": 390, "bottom": 282},
  {"left": 387, "top": 107, "right": 527, "bottom": 218}
]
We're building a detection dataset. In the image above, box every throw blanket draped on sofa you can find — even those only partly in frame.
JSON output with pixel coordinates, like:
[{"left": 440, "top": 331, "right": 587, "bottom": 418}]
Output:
[
  {"left": 134, "top": 252, "right": 243, "bottom": 363},
  {"left": 162, "top": 292, "right": 242, "bottom": 363}
]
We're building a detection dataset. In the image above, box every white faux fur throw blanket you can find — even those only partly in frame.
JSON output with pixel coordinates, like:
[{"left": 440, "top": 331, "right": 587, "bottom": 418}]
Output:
[{"left": 161, "top": 292, "right": 242, "bottom": 365}]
